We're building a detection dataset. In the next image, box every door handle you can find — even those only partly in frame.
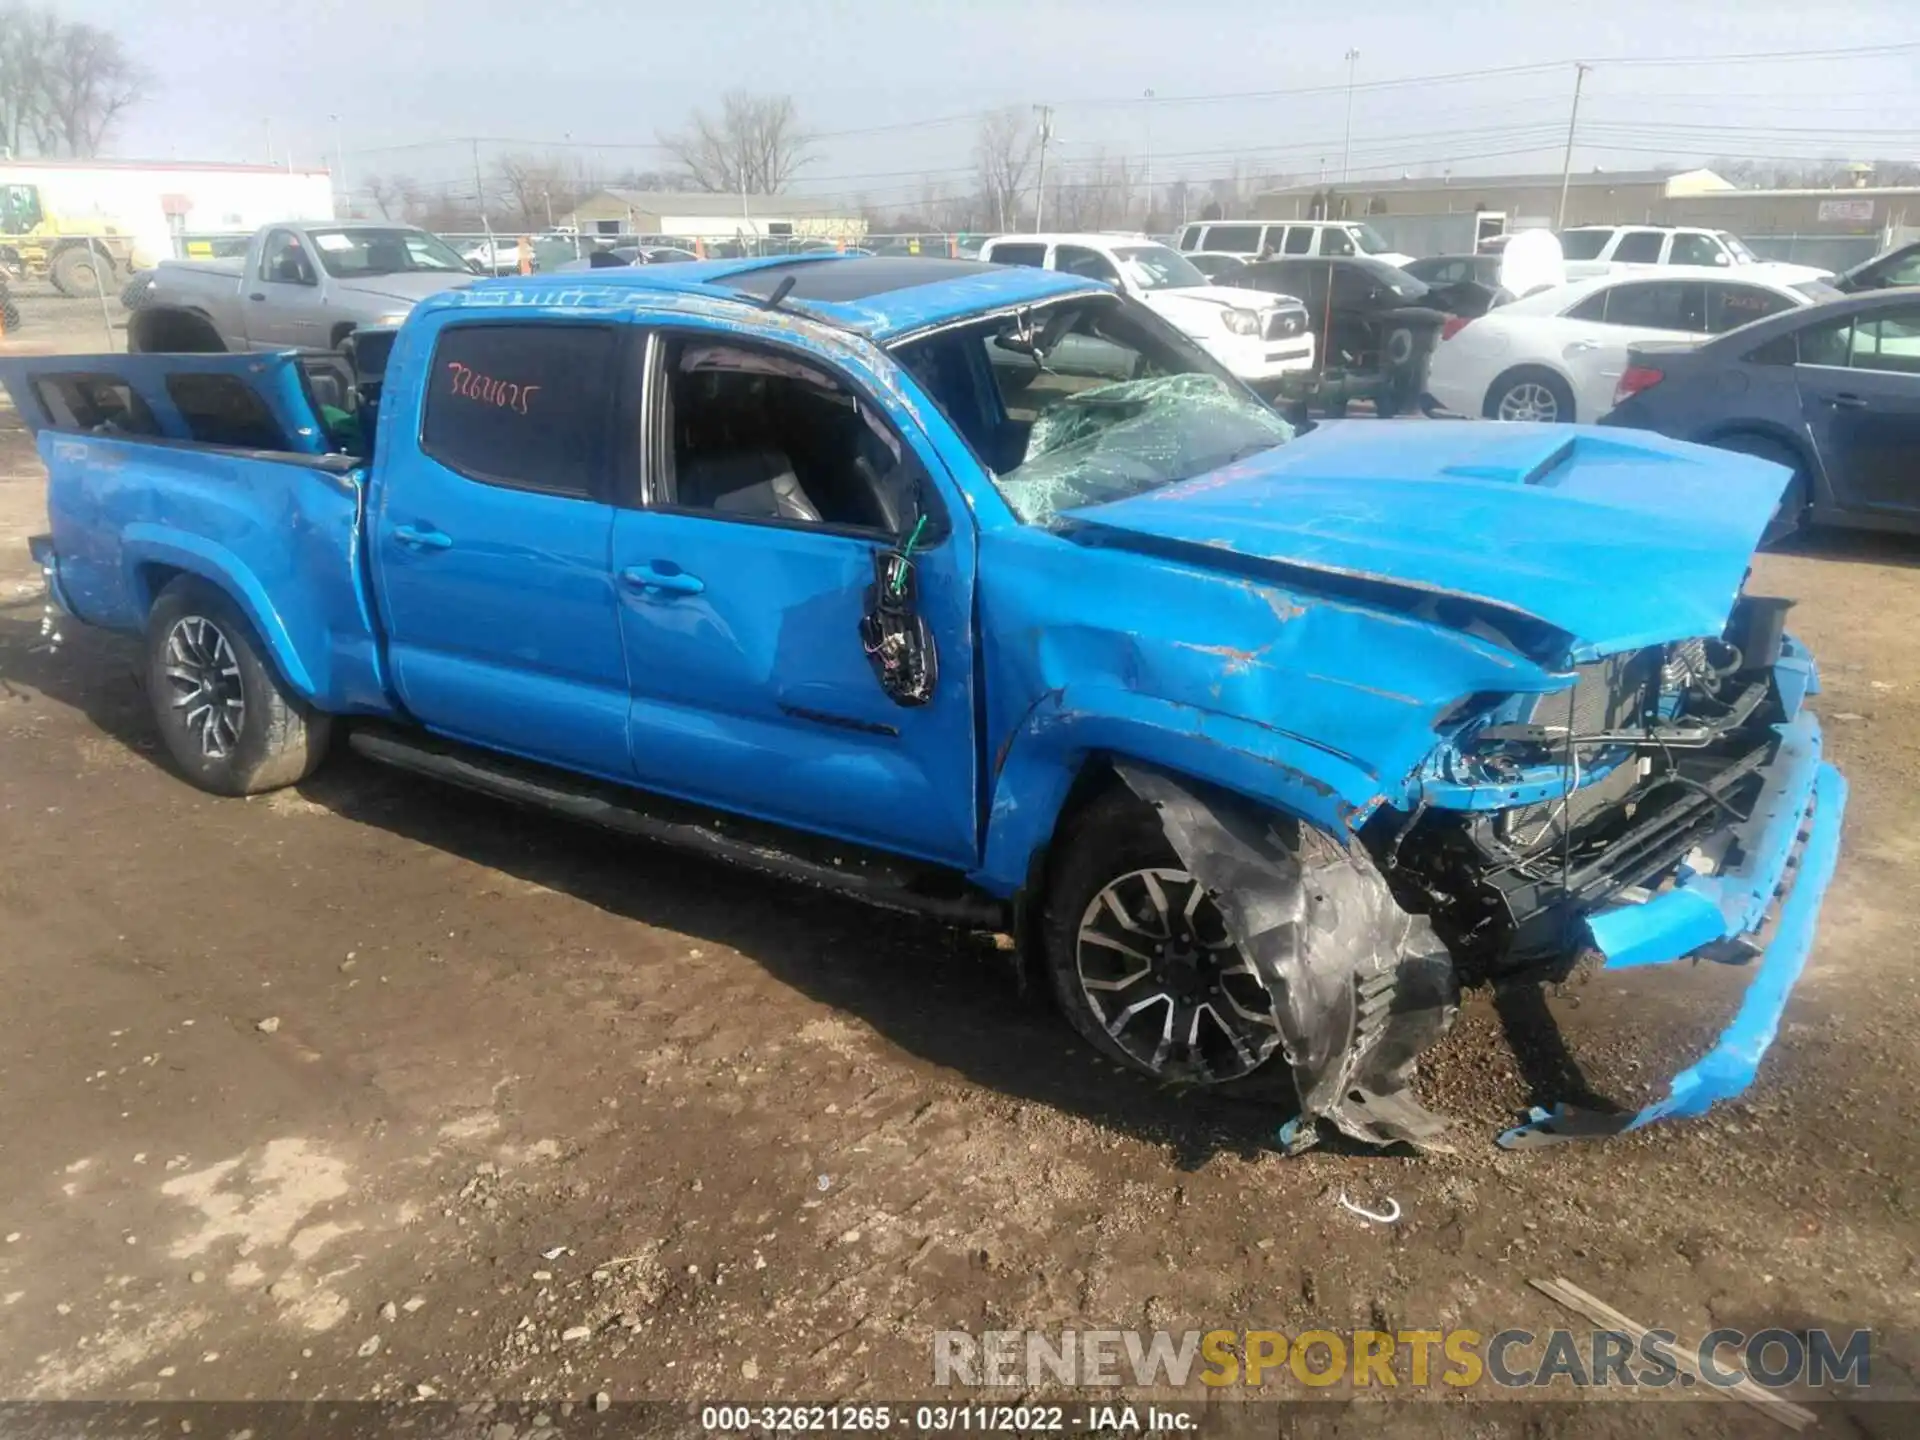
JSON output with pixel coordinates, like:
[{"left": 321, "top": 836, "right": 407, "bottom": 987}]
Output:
[
  {"left": 620, "top": 564, "right": 704, "bottom": 596},
  {"left": 1565, "top": 340, "right": 1600, "bottom": 353},
  {"left": 248, "top": 292, "right": 266, "bottom": 301},
  {"left": 1829, "top": 393, "right": 1869, "bottom": 409},
  {"left": 391, "top": 524, "right": 452, "bottom": 551}
]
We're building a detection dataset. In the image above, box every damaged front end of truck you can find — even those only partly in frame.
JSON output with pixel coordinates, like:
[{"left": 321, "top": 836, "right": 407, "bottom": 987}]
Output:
[{"left": 1034, "top": 423, "right": 1848, "bottom": 1153}]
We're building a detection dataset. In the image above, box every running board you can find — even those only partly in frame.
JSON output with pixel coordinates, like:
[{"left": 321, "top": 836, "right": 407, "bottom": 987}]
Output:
[{"left": 345, "top": 723, "right": 1007, "bottom": 929}]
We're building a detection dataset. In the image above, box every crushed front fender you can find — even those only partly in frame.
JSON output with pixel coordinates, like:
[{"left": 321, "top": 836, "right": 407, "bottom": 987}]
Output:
[
  {"left": 1118, "top": 764, "right": 1461, "bottom": 1151},
  {"left": 1499, "top": 711, "right": 1847, "bottom": 1149}
]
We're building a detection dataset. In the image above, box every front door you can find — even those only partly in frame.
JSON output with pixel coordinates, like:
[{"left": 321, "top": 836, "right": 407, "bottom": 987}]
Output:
[
  {"left": 610, "top": 327, "right": 981, "bottom": 866},
  {"left": 1797, "top": 301, "right": 1920, "bottom": 515},
  {"left": 372, "top": 317, "right": 635, "bottom": 777},
  {"left": 248, "top": 229, "right": 327, "bottom": 350}
]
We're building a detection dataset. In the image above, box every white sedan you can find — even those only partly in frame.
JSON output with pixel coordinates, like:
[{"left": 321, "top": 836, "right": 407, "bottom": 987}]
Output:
[{"left": 1425, "top": 269, "right": 1843, "bottom": 424}]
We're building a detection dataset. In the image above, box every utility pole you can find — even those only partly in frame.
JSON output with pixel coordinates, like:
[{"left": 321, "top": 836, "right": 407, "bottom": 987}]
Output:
[
  {"left": 1142, "top": 89, "right": 1155, "bottom": 229},
  {"left": 1033, "top": 105, "right": 1055, "bottom": 233},
  {"left": 1340, "top": 48, "right": 1360, "bottom": 184},
  {"left": 472, "top": 138, "right": 490, "bottom": 238},
  {"left": 329, "top": 113, "right": 345, "bottom": 213},
  {"left": 1556, "top": 63, "right": 1591, "bottom": 230}
]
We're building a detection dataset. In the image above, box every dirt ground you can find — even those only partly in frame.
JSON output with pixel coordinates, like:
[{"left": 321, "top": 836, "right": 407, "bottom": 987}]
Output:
[{"left": 0, "top": 289, "right": 1917, "bottom": 1436}]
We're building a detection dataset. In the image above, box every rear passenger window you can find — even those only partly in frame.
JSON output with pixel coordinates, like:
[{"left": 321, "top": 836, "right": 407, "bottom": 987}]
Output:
[
  {"left": 1281, "top": 226, "right": 1313, "bottom": 255},
  {"left": 421, "top": 324, "right": 616, "bottom": 497},
  {"left": 1612, "top": 231, "right": 1664, "bottom": 263},
  {"left": 165, "top": 374, "right": 286, "bottom": 450},
  {"left": 987, "top": 242, "right": 1047, "bottom": 268},
  {"left": 33, "top": 373, "right": 158, "bottom": 435},
  {"left": 1205, "top": 224, "right": 1261, "bottom": 252}
]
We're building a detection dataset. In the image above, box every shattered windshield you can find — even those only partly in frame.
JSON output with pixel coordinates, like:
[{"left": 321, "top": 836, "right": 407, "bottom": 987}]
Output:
[{"left": 891, "top": 295, "right": 1292, "bottom": 525}]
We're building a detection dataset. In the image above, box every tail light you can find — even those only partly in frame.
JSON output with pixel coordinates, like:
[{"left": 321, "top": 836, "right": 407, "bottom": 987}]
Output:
[
  {"left": 1439, "top": 315, "right": 1474, "bottom": 342},
  {"left": 1614, "top": 365, "right": 1665, "bottom": 406}
]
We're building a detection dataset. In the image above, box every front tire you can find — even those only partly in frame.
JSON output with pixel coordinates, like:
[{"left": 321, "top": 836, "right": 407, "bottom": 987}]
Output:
[
  {"left": 1484, "top": 366, "right": 1575, "bottom": 424},
  {"left": 1042, "top": 788, "right": 1284, "bottom": 1086},
  {"left": 50, "top": 245, "right": 111, "bottom": 298},
  {"left": 146, "top": 578, "right": 331, "bottom": 795}
]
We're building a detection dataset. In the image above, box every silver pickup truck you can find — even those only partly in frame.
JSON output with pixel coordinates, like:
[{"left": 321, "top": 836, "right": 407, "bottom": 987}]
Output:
[{"left": 129, "top": 221, "right": 476, "bottom": 353}]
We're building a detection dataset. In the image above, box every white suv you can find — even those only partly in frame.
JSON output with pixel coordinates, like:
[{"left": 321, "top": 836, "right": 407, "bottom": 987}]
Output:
[
  {"left": 979, "top": 233, "right": 1315, "bottom": 387},
  {"left": 1558, "top": 226, "right": 1830, "bottom": 286},
  {"left": 1174, "top": 219, "right": 1413, "bottom": 268}
]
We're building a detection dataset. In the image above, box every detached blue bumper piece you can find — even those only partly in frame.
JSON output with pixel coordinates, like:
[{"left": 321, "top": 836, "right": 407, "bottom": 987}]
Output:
[{"left": 1499, "top": 711, "right": 1847, "bottom": 1149}]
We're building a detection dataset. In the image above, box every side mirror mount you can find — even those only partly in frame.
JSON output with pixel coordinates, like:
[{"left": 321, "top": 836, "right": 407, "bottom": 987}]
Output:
[{"left": 859, "top": 501, "right": 939, "bottom": 707}]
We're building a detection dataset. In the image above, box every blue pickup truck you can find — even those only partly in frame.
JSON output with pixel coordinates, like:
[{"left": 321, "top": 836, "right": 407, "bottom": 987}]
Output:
[{"left": 8, "top": 255, "right": 1847, "bottom": 1150}]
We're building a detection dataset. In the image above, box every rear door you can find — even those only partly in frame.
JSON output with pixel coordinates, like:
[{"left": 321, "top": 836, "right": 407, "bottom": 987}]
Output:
[
  {"left": 371, "top": 315, "right": 635, "bottom": 776},
  {"left": 248, "top": 229, "right": 326, "bottom": 350},
  {"left": 1560, "top": 279, "right": 1706, "bottom": 417},
  {"left": 1795, "top": 301, "right": 1920, "bottom": 515}
]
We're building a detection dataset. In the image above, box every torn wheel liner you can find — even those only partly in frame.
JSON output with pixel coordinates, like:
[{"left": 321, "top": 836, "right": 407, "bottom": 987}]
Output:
[{"left": 1117, "top": 765, "right": 1460, "bottom": 1149}]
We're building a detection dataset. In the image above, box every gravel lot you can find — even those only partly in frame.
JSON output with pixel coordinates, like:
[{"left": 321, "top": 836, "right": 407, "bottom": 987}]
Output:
[{"left": 0, "top": 291, "right": 1916, "bottom": 1436}]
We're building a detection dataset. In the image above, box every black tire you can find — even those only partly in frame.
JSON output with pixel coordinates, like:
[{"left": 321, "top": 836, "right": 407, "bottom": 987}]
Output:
[
  {"left": 120, "top": 272, "right": 154, "bottom": 311},
  {"left": 1484, "top": 365, "right": 1575, "bottom": 424},
  {"left": 1708, "top": 432, "right": 1809, "bottom": 547},
  {"left": 1041, "top": 787, "right": 1286, "bottom": 1087},
  {"left": 146, "top": 577, "right": 331, "bottom": 796},
  {"left": 127, "top": 307, "right": 226, "bottom": 354},
  {"left": 50, "top": 245, "right": 110, "bottom": 298}
]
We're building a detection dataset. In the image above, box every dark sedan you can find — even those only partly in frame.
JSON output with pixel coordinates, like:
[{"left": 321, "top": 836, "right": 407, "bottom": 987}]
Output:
[
  {"left": 1834, "top": 240, "right": 1920, "bottom": 295},
  {"left": 1601, "top": 289, "right": 1920, "bottom": 536}
]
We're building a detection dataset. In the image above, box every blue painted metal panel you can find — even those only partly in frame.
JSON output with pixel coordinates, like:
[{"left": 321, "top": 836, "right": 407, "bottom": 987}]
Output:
[
  {"left": 28, "top": 430, "right": 389, "bottom": 713},
  {"left": 1065, "top": 422, "right": 1788, "bottom": 662},
  {"left": 368, "top": 308, "right": 630, "bottom": 777}
]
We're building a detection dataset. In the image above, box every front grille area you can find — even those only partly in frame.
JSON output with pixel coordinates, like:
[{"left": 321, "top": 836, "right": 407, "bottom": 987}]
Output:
[
  {"left": 1265, "top": 308, "right": 1307, "bottom": 340},
  {"left": 1535, "top": 649, "right": 1661, "bottom": 737}
]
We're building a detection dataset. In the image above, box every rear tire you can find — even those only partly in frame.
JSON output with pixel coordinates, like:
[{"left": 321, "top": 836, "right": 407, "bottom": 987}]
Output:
[
  {"left": 1708, "top": 432, "right": 1809, "bottom": 547},
  {"left": 1041, "top": 787, "right": 1285, "bottom": 1087},
  {"left": 146, "top": 577, "right": 331, "bottom": 796},
  {"left": 1484, "top": 366, "right": 1575, "bottom": 424}
]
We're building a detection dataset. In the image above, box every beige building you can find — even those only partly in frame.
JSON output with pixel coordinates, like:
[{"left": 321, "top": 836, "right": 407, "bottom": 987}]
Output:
[
  {"left": 562, "top": 189, "right": 865, "bottom": 243},
  {"left": 1254, "top": 168, "right": 1737, "bottom": 230}
]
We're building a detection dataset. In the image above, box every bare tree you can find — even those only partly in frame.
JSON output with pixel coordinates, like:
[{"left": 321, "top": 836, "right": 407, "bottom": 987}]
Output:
[
  {"left": 492, "top": 152, "right": 586, "bottom": 230},
  {"left": 659, "top": 91, "right": 811, "bottom": 194},
  {"left": 32, "top": 15, "right": 141, "bottom": 156},
  {"left": 974, "top": 108, "right": 1036, "bottom": 231},
  {"left": 364, "top": 173, "right": 429, "bottom": 223}
]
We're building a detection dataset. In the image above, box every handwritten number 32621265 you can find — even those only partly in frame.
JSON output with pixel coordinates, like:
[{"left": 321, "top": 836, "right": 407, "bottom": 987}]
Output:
[{"left": 445, "top": 361, "right": 540, "bottom": 417}]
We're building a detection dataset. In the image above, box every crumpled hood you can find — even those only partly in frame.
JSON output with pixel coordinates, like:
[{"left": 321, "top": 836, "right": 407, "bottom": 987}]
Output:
[{"left": 1062, "top": 421, "right": 1786, "bottom": 660}]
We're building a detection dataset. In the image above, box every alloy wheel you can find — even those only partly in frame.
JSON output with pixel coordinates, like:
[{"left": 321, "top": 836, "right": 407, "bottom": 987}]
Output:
[
  {"left": 1496, "top": 382, "right": 1559, "bottom": 422},
  {"left": 163, "top": 616, "right": 246, "bottom": 759},
  {"left": 1075, "top": 867, "right": 1281, "bottom": 1082}
]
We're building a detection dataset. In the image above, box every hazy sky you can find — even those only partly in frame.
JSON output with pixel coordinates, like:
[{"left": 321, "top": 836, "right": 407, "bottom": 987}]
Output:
[{"left": 59, "top": 0, "right": 1920, "bottom": 210}]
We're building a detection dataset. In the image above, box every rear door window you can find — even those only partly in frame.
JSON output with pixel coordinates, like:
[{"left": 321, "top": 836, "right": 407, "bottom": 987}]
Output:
[
  {"left": 165, "top": 374, "right": 287, "bottom": 450},
  {"left": 986, "top": 242, "right": 1047, "bottom": 268},
  {"left": 1612, "top": 230, "right": 1665, "bottom": 264},
  {"left": 1204, "top": 224, "right": 1261, "bottom": 253},
  {"left": 420, "top": 323, "right": 617, "bottom": 497},
  {"left": 1596, "top": 281, "right": 1706, "bottom": 331},
  {"left": 1281, "top": 226, "right": 1313, "bottom": 255}
]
